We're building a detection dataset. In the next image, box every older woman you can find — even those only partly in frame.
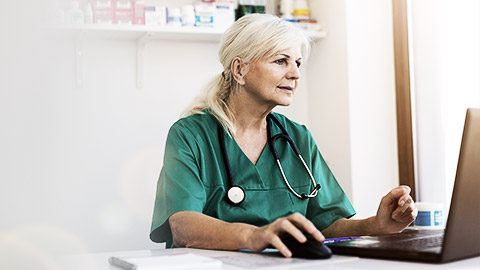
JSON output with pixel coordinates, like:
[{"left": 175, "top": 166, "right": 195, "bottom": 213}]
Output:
[{"left": 150, "top": 14, "right": 417, "bottom": 258}]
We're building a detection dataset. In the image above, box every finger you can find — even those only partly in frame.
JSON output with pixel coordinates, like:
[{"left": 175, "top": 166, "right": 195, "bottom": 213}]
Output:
[
  {"left": 269, "top": 234, "right": 292, "bottom": 258},
  {"left": 394, "top": 201, "right": 416, "bottom": 222},
  {"left": 382, "top": 186, "right": 411, "bottom": 207},
  {"left": 392, "top": 196, "right": 413, "bottom": 219},
  {"left": 276, "top": 218, "right": 307, "bottom": 243},
  {"left": 287, "top": 213, "right": 324, "bottom": 242},
  {"left": 392, "top": 195, "right": 413, "bottom": 218},
  {"left": 397, "top": 201, "right": 418, "bottom": 222}
]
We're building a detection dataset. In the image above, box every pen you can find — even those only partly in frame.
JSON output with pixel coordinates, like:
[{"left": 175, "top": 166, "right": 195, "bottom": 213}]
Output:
[{"left": 323, "top": 237, "right": 361, "bottom": 244}]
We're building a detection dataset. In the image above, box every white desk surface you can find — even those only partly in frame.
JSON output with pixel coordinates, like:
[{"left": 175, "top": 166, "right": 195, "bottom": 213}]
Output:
[{"left": 59, "top": 248, "right": 480, "bottom": 270}]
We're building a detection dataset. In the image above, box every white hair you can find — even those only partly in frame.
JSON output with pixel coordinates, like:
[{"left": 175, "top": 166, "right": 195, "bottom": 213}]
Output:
[{"left": 183, "top": 13, "right": 311, "bottom": 135}]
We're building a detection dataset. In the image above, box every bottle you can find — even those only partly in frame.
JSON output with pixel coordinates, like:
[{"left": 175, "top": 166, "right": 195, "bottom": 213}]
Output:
[
  {"left": 181, "top": 5, "right": 195, "bottom": 27},
  {"left": 279, "top": 0, "right": 294, "bottom": 19},
  {"left": 293, "top": 0, "right": 310, "bottom": 19},
  {"left": 84, "top": 2, "right": 94, "bottom": 24},
  {"left": 66, "top": 1, "right": 85, "bottom": 25},
  {"left": 52, "top": 0, "right": 65, "bottom": 25}
]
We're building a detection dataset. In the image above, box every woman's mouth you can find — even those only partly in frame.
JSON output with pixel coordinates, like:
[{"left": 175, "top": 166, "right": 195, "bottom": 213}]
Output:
[{"left": 278, "top": 86, "right": 293, "bottom": 92}]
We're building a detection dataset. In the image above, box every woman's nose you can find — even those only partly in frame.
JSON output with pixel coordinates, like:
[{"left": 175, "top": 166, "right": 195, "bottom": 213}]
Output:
[{"left": 287, "top": 65, "right": 301, "bottom": 80}]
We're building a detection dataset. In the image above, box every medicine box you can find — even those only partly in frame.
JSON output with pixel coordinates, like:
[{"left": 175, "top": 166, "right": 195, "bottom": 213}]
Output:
[
  {"left": 92, "top": 0, "right": 115, "bottom": 24},
  {"left": 145, "top": 5, "right": 167, "bottom": 26},
  {"left": 195, "top": 2, "right": 215, "bottom": 27},
  {"left": 114, "top": 0, "right": 133, "bottom": 24}
]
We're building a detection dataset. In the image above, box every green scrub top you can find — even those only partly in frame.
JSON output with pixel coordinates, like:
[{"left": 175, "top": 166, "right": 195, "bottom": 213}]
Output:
[{"left": 150, "top": 111, "right": 355, "bottom": 247}]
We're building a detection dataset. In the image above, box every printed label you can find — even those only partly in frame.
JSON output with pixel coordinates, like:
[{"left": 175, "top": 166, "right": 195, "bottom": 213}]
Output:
[
  {"left": 415, "top": 211, "right": 431, "bottom": 226},
  {"left": 434, "top": 210, "right": 443, "bottom": 226}
]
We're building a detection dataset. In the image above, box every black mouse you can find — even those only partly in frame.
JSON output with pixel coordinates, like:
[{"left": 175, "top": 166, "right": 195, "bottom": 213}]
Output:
[{"left": 281, "top": 233, "right": 332, "bottom": 259}]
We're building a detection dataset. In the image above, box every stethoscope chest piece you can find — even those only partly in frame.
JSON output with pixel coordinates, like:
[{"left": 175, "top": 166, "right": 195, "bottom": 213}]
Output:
[{"left": 227, "top": 185, "right": 245, "bottom": 205}]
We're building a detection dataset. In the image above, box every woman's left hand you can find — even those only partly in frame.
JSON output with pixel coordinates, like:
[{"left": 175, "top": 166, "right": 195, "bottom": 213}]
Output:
[{"left": 373, "top": 186, "right": 418, "bottom": 234}]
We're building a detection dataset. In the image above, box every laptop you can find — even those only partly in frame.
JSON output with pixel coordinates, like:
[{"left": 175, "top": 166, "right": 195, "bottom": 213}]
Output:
[{"left": 326, "top": 108, "right": 480, "bottom": 263}]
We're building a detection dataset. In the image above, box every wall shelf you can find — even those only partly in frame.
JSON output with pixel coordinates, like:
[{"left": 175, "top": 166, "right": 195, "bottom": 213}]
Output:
[
  {"left": 53, "top": 24, "right": 326, "bottom": 89},
  {"left": 56, "top": 24, "right": 326, "bottom": 42}
]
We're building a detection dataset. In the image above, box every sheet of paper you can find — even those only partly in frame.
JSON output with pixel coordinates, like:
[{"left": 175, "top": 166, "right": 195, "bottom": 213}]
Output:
[
  {"left": 207, "top": 249, "right": 358, "bottom": 269},
  {"left": 109, "top": 252, "right": 222, "bottom": 270}
]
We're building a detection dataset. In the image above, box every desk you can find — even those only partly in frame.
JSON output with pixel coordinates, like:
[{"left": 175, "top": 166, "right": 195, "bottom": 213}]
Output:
[{"left": 59, "top": 248, "right": 480, "bottom": 270}]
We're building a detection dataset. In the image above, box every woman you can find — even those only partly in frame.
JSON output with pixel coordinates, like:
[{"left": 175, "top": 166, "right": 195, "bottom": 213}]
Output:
[{"left": 150, "top": 14, "right": 417, "bottom": 258}]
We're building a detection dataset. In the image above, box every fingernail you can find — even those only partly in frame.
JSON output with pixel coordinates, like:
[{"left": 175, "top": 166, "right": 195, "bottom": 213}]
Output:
[
  {"left": 285, "top": 250, "right": 292, "bottom": 258},
  {"left": 399, "top": 200, "right": 405, "bottom": 206}
]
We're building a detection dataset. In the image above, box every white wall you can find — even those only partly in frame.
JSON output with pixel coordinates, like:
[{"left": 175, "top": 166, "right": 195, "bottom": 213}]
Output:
[
  {"left": 0, "top": 1, "right": 400, "bottom": 267},
  {"left": 309, "top": 0, "right": 399, "bottom": 218},
  {"left": 409, "top": 0, "right": 480, "bottom": 210}
]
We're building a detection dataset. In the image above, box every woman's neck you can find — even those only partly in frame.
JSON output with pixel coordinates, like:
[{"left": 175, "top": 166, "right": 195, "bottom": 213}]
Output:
[{"left": 227, "top": 91, "right": 273, "bottom": 134}]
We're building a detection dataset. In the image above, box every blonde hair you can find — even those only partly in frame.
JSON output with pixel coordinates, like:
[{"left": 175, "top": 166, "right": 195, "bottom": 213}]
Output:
[{"left": 183, "top": 13, "right": 311, "bottom": 135}]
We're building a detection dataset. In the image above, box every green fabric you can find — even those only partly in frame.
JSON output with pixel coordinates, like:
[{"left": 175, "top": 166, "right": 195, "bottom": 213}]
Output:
[{"left": 150, "top": 111, "right": 356, "bottom": 246}]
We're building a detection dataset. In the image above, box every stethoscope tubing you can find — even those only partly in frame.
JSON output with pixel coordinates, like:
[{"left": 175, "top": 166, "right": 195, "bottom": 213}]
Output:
[{"left": 218, "top": 113, "right": 321, "bottom": 204}]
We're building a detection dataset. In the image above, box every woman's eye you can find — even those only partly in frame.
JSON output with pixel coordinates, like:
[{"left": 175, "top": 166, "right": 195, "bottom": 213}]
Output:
[
  {"left": 296, "top": 61, "right": 301, "bottom": 68},
  {"left": 274, "top": 59, "right": 287, "bottom": 65}
]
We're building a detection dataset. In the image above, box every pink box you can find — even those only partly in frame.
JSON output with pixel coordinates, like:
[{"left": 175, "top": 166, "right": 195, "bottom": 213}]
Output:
[
  {"left": 115, "top": 10, "right": 133, "bottom": 25},
  {"left": 115, "top": 0, "right": 133, "bottom": 10},
  {"left": 94, "top": 9, "right": 115, "bottom": 24},
  {"left": 133, "top": 1, "right": 145, "bottom": 25},
  {"left": 91, "top": 0, "right": 115, "bottom": 10}
]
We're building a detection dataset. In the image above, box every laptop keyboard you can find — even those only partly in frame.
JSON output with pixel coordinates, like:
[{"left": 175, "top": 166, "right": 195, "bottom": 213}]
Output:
[{"left": 370, "top": 235, "right": 444, "bottom": 251}]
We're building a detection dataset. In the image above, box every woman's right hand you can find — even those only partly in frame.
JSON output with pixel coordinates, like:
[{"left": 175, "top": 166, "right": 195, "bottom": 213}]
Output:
[{"left": 245, "top": 213, "right": 325, "bottom": 258}]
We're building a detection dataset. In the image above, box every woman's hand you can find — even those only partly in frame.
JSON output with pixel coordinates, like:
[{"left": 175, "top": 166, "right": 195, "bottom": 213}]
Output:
[
  {"left": 373, "top": 186, "right": 418, "bottom": 234},
  {"left": 245, "top": 213, "right": 324, "bottom": 258}
]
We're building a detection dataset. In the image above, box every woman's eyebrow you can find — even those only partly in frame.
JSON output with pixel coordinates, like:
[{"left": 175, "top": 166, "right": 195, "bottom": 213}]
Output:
[{"left": 277, "top": 53, "right": 302, "bottom": 61}]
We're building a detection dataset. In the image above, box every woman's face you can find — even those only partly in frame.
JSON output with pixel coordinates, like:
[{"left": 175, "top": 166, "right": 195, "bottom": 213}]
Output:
[{"left": 242, "top": 46, "right": 302, "bottom": 108}]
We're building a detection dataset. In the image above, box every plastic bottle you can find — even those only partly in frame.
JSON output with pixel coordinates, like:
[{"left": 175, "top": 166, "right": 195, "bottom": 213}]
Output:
[
  {"left": 279, "top": 0, "right": 294, "bottom": 19},
  {"left": 84, "top": 2, "right": 94, "bottom": 24},
  {"left": 52, "top": 0, "right": 65, "bottom": 25},
  {"left": 293, "top": 0, "right": 310, "bottom": 19},
  {"left": 66, "top": 1, "right": 85, "bottom": 25}
]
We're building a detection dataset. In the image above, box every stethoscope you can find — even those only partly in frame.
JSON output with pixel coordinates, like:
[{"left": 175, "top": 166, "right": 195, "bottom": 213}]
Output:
[{"left": 217, "top": 113, "right": 321, "bottom": 205}]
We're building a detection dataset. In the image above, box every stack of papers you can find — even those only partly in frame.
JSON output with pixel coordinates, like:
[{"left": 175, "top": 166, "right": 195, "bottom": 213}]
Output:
[{"left": 108, "top": 252, "right": 222, "bottom": 270}]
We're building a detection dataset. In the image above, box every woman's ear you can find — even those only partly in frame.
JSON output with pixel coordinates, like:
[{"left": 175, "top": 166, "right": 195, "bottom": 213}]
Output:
[{"left": 231, "top": 57, "right": 247, "bottom": 85}]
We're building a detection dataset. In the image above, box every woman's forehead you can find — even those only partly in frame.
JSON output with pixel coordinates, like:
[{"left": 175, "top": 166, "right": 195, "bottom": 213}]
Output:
[{"left": 272, "top": 47, "right": 303, "bottom": 59}]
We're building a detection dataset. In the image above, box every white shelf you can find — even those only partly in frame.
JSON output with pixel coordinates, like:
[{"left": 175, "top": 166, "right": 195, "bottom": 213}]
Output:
[
  {"left": 54, "top": 24, "right": 326, "bottom": 42},
  {"left": 51, "top": 24, "right": 326, "bottom": 89}
]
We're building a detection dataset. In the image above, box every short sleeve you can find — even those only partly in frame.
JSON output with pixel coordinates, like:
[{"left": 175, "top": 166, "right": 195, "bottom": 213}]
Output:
[
  {"left": 150, "top": 123, "right": 207, "bottom": 246},
  {"left": 305, "top": 131, "right": 356, "bottom": 231}
]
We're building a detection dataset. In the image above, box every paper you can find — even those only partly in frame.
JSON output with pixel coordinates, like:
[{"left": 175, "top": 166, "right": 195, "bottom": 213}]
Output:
[
  {"left": 208, "top": 249, "right": 358, "bottom": 269},
  {"left": 108, "top": 252, "right": 222, "bottom": 270}
]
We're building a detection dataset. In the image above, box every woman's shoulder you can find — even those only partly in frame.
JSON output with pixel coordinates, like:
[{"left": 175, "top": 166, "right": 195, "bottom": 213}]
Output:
[
  {"left": 270, "top": 111, "right": 309, "bottom": 133},
  {"left": 168, "top": 111, "right": 217, "bottom": 139}
]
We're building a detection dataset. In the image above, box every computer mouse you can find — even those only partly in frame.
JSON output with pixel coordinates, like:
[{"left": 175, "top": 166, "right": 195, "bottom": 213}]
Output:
[{"left": 281, "top": 233, "right": 332, "bottom": 259}]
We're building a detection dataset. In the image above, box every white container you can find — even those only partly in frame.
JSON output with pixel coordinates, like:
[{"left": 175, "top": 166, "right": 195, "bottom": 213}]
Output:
[
  {"left": 167, "top": 7, "right": 182, "bottom": 27},
  {"left": 279, "top": 0, "right": 294, "bottom": 19},
  {"left": 414, "top": 202, "right": 444, "bottom": 229},
  {"left": 181, "top": 5, "right": 195, "bottom": 27},
  {"left": 214, "top": 2, "right": 235, "bottom": 30},
  {"left": 84, "top": 3, "right": 94, "bottom": 24},
  {"left": 66, "top": 1, "right": 85, "bottom": 25},
  {"left": 145, "top": 5, "right": 166, "bottom": 26}
]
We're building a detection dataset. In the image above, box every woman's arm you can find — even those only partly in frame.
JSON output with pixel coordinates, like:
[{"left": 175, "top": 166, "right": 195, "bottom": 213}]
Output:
[
  {"left": 322, "top": 186, "right": 418, "bottom": 238},
  {"left": 169, "top": 211, "right": 325, "bottom": 258}
]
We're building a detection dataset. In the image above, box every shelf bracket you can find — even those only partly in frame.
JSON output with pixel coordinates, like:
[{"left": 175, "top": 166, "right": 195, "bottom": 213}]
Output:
[
  {"left": 136, "top": 32, "right": 152, "bottom": 89},
  {"left": 75, "top": 31, "right": 86, "bottom": 88}
]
